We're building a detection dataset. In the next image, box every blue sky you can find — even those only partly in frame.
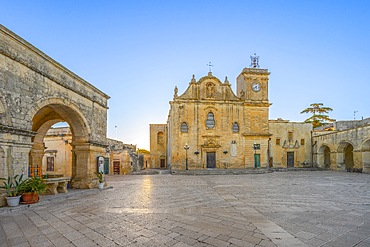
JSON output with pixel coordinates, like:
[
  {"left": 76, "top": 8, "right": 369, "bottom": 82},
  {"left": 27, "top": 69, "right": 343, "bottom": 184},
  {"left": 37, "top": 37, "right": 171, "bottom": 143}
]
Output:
[{"left": 2, "top": 1, "right": 370, "bottom": 149}]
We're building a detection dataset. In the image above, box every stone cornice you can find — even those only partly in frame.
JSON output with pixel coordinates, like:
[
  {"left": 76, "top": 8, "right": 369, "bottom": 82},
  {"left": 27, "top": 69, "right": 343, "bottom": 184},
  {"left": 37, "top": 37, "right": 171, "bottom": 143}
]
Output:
[
  {"left": 241, "top": 68, "right": 270, "bottom": 75},
  {"left": 244, "top": 101, "right": 272, "bottom": 107},
  {"left": 0, "top": 25, "right": 110, "bottom": 108},
  {"left": 0, "top": 124, "right": 37, "bottom": 137},
  {"left": 171, "top": 99, "right": 245, "bottom": 104},
  {"left": 242, "top": 133, "right": 272, "bottom": 137},
  {"left": 201, "top": 134, "right": 221, "bottom": 138},
  {"left": 88, "top": 140, "right": 109, "bottom": 148}
]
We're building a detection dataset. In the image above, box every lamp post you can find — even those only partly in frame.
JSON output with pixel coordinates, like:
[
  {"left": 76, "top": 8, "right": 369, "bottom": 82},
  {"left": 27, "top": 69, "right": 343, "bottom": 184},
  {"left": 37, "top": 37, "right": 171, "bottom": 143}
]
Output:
[
  {"left": 184, "top": 143, "right": 190, "bottom": 170},
  {"left": 223, "top": 150, "right": 228, "bottom": 169},
  {"left": 194, "top": 150, "right": 199, "bottom": 169}
]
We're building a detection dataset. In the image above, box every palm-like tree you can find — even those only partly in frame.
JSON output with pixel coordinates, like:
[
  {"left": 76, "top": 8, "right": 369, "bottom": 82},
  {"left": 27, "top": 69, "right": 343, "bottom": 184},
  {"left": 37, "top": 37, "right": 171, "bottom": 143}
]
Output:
[{"left": 300, "top": 103, "right": 334, "bottom": 128}]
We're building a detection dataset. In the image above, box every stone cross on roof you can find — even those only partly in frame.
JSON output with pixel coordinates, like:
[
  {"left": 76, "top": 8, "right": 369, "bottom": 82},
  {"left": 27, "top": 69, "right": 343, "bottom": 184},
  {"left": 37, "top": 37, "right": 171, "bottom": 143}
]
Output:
[{"left": 207, "top": 62, "right": 214, "bottom": 72}]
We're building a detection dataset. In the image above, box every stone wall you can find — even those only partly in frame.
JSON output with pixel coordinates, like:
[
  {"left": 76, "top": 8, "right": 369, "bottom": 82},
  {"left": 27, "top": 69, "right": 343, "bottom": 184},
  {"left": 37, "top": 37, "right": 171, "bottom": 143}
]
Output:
[{"left": 334, "top": 117, "right": 370, "bottom": 131}]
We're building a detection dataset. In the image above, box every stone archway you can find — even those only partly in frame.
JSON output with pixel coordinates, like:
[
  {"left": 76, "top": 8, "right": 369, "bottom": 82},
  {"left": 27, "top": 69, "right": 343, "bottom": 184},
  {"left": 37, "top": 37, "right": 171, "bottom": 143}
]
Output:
[
  {"left": 338, "top": 142, "right": 354, "bottom": 171},
  {"left": 0, "top": 25, "right": 109, "bottom": 193},
  {"left": 30, "top": 100, "right": 98, "bottom": 188},
  {"left": 318, "top": 145, "right": 331, "bottom": 169},
  {"left": 362, "top": 139, "right": 370, "bottom": 173}
]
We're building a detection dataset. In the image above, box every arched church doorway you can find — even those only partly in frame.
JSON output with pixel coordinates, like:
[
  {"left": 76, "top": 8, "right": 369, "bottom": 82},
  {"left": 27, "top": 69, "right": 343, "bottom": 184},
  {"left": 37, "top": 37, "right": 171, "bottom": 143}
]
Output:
[
  {"left": 318, "top": 145, "right": 331, "bottom": 168},
  {"left": 29, "top": 101, "right": 93, "bottom": 188}
]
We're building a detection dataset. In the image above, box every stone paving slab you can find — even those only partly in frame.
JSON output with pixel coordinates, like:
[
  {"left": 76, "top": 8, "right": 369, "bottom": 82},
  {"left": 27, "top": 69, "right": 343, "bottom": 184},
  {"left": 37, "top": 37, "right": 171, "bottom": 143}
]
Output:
[{"left": 1, "top": 171, "right": 370, "bottom": 246}]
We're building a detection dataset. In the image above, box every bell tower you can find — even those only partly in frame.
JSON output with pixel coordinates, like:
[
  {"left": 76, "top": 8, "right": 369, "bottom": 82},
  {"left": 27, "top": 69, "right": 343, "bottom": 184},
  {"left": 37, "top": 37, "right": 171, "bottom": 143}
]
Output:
[
  {"left": 236, "top": 54, "right": 271, "bottom": 168},
  {"left": 236, "top": 53, "right": 270, "bottom": 103}
]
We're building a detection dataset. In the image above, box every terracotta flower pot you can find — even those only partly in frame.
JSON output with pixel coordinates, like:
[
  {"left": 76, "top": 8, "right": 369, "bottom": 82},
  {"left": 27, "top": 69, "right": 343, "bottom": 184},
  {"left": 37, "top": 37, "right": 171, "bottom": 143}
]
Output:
[{"left": 21, "top": 192, "right": 39, "bottom": 204}]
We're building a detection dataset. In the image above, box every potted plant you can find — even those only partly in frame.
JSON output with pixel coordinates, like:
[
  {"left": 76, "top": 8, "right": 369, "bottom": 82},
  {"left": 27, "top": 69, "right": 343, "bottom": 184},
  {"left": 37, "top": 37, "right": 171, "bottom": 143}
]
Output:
[
  {"left": 20, "top": 176, "right": 46, "bottom": 204},
  {"left": 0, "top": 174, "right": 24, "bottom": 207},
  {"left": 95, "top": 171, "right": 104, "bottom": 190}
]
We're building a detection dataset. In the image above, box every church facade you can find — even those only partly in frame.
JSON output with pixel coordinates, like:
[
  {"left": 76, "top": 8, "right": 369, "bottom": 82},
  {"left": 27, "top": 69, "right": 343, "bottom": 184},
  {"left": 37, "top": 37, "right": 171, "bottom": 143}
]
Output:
[{"left": 150, "top": 56, "right": 313, "bottom": 170}]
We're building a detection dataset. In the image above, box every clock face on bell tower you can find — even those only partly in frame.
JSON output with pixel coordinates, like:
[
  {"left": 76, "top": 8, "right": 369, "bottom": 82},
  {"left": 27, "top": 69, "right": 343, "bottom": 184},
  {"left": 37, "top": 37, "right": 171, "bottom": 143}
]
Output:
[{"left": 252, "top": 82, "right": 261, "bottom": 92}]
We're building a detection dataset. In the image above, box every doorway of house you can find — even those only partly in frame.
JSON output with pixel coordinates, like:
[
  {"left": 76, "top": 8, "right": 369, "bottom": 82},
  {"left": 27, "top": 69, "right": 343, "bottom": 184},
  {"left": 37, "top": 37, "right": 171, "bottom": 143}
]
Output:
[
  {"left": 254, "top": 154, "right": 260, "bottom": 168},
  {"left": 160, "top": 159, "right": 166, "bottom": 168},
  {"left": 287, "top": 152, "right": 294, "bottom": 168},
  {"left": 113, "top": 161, "right": 120, "bottom": 174}
]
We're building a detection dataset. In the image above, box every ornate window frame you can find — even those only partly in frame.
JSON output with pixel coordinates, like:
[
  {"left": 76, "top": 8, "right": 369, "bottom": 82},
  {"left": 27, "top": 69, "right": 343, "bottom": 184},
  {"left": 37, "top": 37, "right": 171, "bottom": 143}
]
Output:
[
  {"left": 180, "top": 122, "right": 189, "bottom": 133},
  {"left": 206, "top": 112, "right": 215, "bottom": 129},
  {"left": 232, "top": 122, "right": 239, "bottom": 133}
]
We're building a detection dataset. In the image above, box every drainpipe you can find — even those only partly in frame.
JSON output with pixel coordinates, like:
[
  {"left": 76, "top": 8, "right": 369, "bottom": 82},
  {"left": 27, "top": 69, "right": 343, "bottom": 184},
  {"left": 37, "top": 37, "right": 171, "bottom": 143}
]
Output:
[{"left": 311, "top": 131, "right": 317, "bottom": 167}]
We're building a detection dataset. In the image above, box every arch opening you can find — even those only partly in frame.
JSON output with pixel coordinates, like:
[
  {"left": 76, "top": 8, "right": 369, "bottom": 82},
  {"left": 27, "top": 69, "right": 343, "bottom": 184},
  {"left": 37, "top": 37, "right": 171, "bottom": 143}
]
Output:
[
  {"left": 318, "top": 145, "right": 331, "bottom": 169},
  {"left": 30, "top": 103, "right": 91, "bottom": 188},
  {"left": 338, "top": 142, "right": 354, "bottom": 170}
]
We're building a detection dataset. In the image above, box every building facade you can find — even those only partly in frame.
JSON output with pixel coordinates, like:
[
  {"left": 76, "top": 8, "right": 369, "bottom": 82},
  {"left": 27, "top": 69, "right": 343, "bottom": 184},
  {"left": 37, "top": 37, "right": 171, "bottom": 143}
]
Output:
[
  {"left": 42, "top": 127, "right": 73, "bottom": 177},
  {"left": 150, "top": 55, "right": 314, "bottom": 170},
  {"left": 269, "top": 119, "right": 312, "bottom": 168},
  {"left": 0, "top": 25, "right": 110, "bottom": 190}
]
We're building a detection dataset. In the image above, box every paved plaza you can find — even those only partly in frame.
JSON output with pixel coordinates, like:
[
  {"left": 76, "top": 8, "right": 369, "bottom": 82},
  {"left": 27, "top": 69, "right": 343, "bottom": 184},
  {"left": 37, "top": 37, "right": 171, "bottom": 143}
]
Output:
[{"left": 1, "top": 171, "right": 370, "bottom": 247}]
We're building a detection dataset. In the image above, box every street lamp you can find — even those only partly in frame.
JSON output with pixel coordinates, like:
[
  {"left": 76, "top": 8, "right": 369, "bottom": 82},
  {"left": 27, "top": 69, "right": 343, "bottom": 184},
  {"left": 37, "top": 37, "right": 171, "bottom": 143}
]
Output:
[
  {"left": 184, "top": 143, "right": 190, "bottom": 170},
  {"left": 223, "top": 150, "right": 228, "bottom": 169}
]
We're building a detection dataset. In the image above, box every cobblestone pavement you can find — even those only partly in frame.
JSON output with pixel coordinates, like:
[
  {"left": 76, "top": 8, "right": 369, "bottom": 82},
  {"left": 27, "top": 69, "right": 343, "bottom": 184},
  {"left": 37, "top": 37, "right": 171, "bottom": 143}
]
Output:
[{"left": 1, "top": 171, "right": 370, "bottom": 247}]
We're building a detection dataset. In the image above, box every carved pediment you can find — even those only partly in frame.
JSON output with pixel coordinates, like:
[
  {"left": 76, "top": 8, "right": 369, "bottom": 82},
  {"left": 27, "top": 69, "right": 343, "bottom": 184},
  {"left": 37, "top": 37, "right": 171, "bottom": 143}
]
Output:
[
  {"left": 282, "top": 140, "right": 300, "bottom": 149},
  {"left": 201, "top": 138, "right": 221, "bottom": 148},
  {"left": 176, "top": 73, "right": 240, "bottom": 101}
]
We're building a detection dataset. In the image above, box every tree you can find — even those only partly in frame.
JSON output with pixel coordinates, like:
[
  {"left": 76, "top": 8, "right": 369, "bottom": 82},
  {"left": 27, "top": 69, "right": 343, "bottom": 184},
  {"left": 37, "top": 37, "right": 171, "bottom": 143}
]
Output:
[{"left": 300, "top": 103, "right": 334, "bottom": 128}]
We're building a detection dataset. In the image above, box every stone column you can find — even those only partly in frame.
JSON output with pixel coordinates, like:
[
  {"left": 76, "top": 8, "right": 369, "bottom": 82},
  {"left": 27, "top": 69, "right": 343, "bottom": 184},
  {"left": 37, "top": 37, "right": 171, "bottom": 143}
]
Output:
[
  {"left": 72, "top": 143, "right": 106, "bottom": 189},
  {"left": 362, "top": 149, "right": 370, "bottom": 173}
]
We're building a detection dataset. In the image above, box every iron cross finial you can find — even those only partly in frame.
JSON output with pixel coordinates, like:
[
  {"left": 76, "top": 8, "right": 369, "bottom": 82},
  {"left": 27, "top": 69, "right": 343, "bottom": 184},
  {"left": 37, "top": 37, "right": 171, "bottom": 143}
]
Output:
[{"left": 207, "top": 62, "right": 214, "bottom": 72}]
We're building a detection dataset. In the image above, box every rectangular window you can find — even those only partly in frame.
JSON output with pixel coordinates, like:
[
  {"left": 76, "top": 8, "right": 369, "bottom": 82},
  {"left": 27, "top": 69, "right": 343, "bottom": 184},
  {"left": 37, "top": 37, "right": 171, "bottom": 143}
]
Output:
[
  {"left": 288, "top": 132, "right": 293, "bottom": 141},
  {"left": 46, "top": 156, "right": 54, "bottom": 171},
  {"left": 301, "top": 139, "right": 305, "bottom": 145},
  {"left": 276, "top": 138, "right": 281, "bottom": 145}
]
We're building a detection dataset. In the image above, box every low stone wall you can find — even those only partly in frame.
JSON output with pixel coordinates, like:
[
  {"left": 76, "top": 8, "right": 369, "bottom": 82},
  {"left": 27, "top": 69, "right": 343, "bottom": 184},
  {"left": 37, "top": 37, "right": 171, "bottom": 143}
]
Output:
[{"left": 0, "top": 191, "right": 7, "bottom": 207}]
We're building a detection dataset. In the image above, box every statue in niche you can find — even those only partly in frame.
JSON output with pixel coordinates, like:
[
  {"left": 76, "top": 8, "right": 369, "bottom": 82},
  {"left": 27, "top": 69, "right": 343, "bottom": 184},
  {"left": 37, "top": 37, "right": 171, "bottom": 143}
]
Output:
[
  {"left": 240, "top": 90, "right": 245, "bottom": 98},
  {"left": 206, "top": 82, "right": 214, "bottom": 98},
  {"left": 230, "top": 140, "right": 237, "bottom": 157}
]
